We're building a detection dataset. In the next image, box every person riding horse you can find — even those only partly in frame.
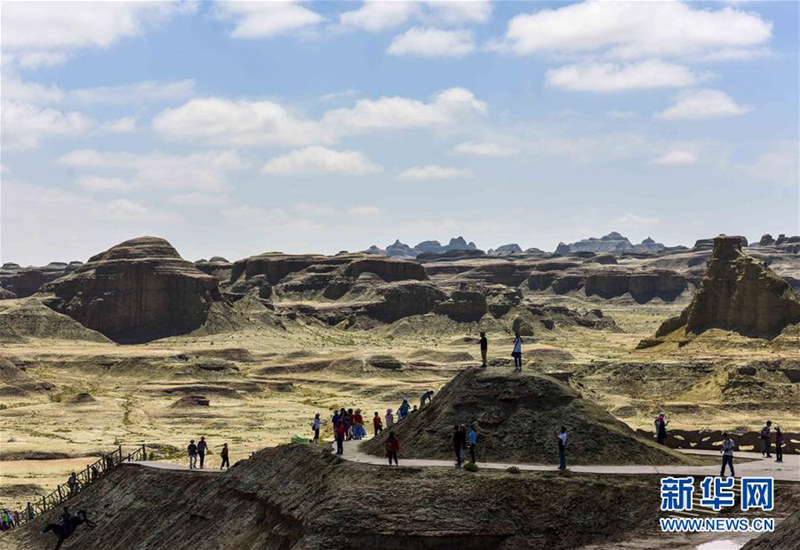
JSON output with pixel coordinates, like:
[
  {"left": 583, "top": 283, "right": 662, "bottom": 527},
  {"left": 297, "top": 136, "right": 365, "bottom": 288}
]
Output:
[{"left": 43, "top": 507, "right": 95, "bottom": 550}]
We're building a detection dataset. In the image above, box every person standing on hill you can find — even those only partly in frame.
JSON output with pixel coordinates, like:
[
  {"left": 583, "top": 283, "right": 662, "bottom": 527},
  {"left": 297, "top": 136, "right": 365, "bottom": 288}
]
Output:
[
  {"left": 654, "top": 413, "right": 669, "bottom": 445},
  {"left": 398, "top": 399, "right": 411, "bottom": 420},
  {"left": 385, "top": 431, "right": 400, "bottom": 466},
  {"left": 385, "top": 409, "right": 394, "bottom": 429},
  {"left": 512, "top": 333, "right": 523, "bottom": 372},
  {"left": 197, "top": 436, "right": 208, "bottom": 469},
  {"left": 220, "top": 443, "right": 230, "bottom": 470},
  {"left": 453, "top": 425, "right": 466, "bottom": 468},
  {"left": 479, "top": 332, "right": 488, "bottom": 367},
  {"left": 775, "top": 426, "right": 783, "bottom": 463},
  {"left": 335, "top": 421, "right": 346, "bottom": 455},
  {"left": 373, "top": 412, "right": 383, "bottom": 437},
  {"left": 420, "top": 390, "right": 434, "bottom": 408},
  {"left": 468, "top": 424, "right": 477, "bottom": 464},
  {"left": 720, "top": 433, "right": 735, "bottom": 477},
  {"left": 312, "top": 413, "right": 325, "bottom": 443},
  {"left": 187, "top": 439, "right": 198, "bottom": 470},
  {"left": 555, "top": 427, "right": 567, "bottom": 471},
  {"left": 760, "top": 420, "right": 772, "bottom": 457}
]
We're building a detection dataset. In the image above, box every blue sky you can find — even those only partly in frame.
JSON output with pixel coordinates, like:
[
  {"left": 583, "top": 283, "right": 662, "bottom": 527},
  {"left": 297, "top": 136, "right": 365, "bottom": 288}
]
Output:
[{"left": 1, "top": 0, "right": 798, "bottom": 265}]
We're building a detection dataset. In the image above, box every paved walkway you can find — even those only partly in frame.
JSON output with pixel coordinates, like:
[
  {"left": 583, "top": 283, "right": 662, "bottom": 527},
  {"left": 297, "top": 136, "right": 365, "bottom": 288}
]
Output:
[
  {"left": 334, "top": 440, "right": 800, "bottom": 481},
  {"left": 127, "top": 461, "right": 224, "bottom": 473}
]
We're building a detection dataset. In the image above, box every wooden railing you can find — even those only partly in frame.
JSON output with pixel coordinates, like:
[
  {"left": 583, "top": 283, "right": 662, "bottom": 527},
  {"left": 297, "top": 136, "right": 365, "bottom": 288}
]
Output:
[{"left": 13, "top": 444, "right": 146, "bottom": 527}]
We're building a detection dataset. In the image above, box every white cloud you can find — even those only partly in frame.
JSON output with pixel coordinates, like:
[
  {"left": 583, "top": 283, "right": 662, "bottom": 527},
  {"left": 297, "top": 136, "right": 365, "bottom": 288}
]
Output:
[
  {"left": 617, "top": 212, "right": 660, "bottom": 226},
  {"left": 452, "top": 141, "right": 519, "bottom": 158},
  {"left": 102, "top": 116, "right": 138, "bottom": 134},
  {"left": 70, "top": 80, "right": 196, "bottom": 104},
  {"left": 397, "top": 165, "right": 474, "bottom": 180},
  {"left": 77, "top": 176, "right": 130, "bottom": 192},
  {"left": 656, "top": 89, "right": 750, "bottom": 120},
  {"left": 339, "top": 2, "right": 421, "bottom": 32},
  {"left": 322, "top": 87, "right": 486, "bottom": 132},
  {"left": 425, "top": 0, "right": 492, "bottom": 25},
  {"left": 388, "top": 27, "right": 475, "bottom": 57},
  {"left": 168, "top": 193, "right": 229, "bottom": 206},
  {"left": 735, "top": 141, "right": 800, "bottom": 188},
  {"left": 545, "top": 60, "right": 711, "bottom": 92},
  {"left": 152, "top": 97, "right": 324, "bottom": 147},
  {"left": 2, "top": 75, "right": 64, "bottom": 103},
  {"left": 347, "top": 205, "right": 381, "bottom": 216},
  {"left": 262, "top": 146, "right": 383, "bottom": 175},
  {"left": 59, "top": 149, "right": 249, "bottom": 192},
  {"left": 212, "top": 2, "right": 323, "bottom": 39},
  {"left": 1, "top": 2, "right": 192, "bottom": 66},
  {"left": 651, "top": 150, "right": 698, "bottom": 165},
  {"left": 494, "top": 1, "right": 772, "bottom": 61},
  {"left": 607, "top": 110, "right": 637, "bottom": 119},
  {"left": 1, "top": 100, "right": 92, "bottom": 150}
]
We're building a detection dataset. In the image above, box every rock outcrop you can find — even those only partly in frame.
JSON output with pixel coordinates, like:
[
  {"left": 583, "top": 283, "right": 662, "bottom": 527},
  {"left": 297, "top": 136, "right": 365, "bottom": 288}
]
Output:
[
  {"left": 555, "top": 232, "right": 666, "bottom": 255},
  {"left": 645, "top": 236, "right": 800, "bottom": 343},
  {"left": 0, "top": 298, "right": 111, "bottom": 344},
  {"left": 487, "top": 243, "right": 522, "bottom": 256},
  {"left": 0, "top": 261, "right": 82, "bottom": 298},
  {"left": 39, "top": 237, "right": 220, "bottom": 342},
  {"left": 362, "top": 368, "right": 688, "bottom": 465}
]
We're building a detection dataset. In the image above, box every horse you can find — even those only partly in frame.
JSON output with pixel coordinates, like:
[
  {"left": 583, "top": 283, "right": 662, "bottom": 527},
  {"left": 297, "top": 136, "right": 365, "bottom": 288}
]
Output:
[{"left": 43, "top": 510, "right": 95, "bottom": 550}]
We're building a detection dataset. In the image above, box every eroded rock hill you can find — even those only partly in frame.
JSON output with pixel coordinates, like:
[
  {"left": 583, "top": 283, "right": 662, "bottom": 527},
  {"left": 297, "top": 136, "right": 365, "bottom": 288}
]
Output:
[
  {"left": 361, "top": 367, "right": 689, "bottom": 465},
  {"left": 643, "top": 236, "right": 800, "bottom": 345},
  {"left": 38, "top": 237, "right": 220, "bottom": 342},
  {"left": 0, "top": 445, "right": 661, "bottom": 550}
]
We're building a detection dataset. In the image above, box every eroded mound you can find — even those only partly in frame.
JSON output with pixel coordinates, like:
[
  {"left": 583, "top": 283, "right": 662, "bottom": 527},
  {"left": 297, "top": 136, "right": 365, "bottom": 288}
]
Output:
[
  {"left": 39, "top": 236, "right": 221, "bottom": 342},
  {"left": 0, "top": 356, "right": 54, "bottom": 396},
  {"left": 362, "top": 368, "right": 689, "bottom": 465},
  {"left": 0, "top": 298, "right": 110, "bottom": 344},
  {"left": 0, "top": 445, "right": 661, "bottom": 550}
]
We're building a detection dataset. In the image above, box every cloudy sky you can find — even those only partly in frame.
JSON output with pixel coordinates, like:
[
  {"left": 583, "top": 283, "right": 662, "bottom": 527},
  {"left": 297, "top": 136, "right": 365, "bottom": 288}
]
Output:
[{"left": 1, "top": 0, "right": 798, "bottom": 265}]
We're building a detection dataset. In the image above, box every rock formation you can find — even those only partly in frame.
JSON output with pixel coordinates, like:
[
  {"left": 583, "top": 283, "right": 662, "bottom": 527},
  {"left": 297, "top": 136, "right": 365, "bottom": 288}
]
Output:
[
  {"left": 0, "top": 261, "right": 82, "bottom": 298},
  {"left": 0, "top": 298, "right": 111, "bottom": 344},
  {"left": 39, "top": 237, "right": 220, "bottom": 342},
  {"left": 645, "top": 236, "right": 800, "bottom": 343},
  {"left": 362, "top": 367, "right": 688, "bottom": 465},
  {"left": 487, "top": 243, "right": 522, "bottom": 256},
  {"left": 555, "top": 232, "right": 666, "bottom": 255},
  {"left": 0, "top": 355, "right": 55, "bottom": 396}
]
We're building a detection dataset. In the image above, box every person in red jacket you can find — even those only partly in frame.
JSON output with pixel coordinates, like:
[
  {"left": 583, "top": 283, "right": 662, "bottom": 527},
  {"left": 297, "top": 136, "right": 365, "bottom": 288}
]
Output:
[
  {"left": 335, "top": 421, "right": 347, "bottom": 455},
  {"left": 373, "top": 412, "right": 383, "bottom": 437},
  {"left": 385, "top": 431, "right": 399, "bottom": 466}
]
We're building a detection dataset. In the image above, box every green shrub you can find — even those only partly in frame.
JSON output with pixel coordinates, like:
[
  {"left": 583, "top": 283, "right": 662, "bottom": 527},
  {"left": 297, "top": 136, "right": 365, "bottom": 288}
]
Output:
[
  {"left": 506, "top": 466, "right": 520, "bottom": 474},
  {"left": 463, "top": 462, "right": 479, "bottom": 472}
]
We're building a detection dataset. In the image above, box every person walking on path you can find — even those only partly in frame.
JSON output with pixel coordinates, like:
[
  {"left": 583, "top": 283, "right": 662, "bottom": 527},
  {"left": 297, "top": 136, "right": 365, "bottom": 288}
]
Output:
[
  {"left": 25, "top": 502, "right": 35, "bottom": 521},
  {"left": 312, "top": 413, "right": 325, "bottom": 443},
  {"left": 775, "top": 426, "right": 783, "bottom": 463},
  {"left": 420, "top": 390, "right": 434, "bottom": 408},
  {"left": 512, "top": 333, "right": 523, "bottom": 372},
  {"left": 373, "top": 412, "right": 383, "bottom": 437},
  {"left": 720, "top": 433, "right": 735, "bottom": 477},
  {"left": 188, "top": 439, "right": 198, "bottom": 470},
  {"left": 385, "top": 409, "right": 394, "bottom": 429},
  {"left": 760, "top": 420, "right": 772, "bottom": 457},
  {"left": 385, "top": 431, "right": 400, "bottom": 466},
  {"left": 197, "top": 436, "right": 208, "bottom": 469},
  {"left": 67, "top": 472, "right": 78, "bottom": 496},
  {"left": 220, "top": 443, "right": 230, "bottom": 470},
  {"left": 654, "top": 413, "right": 669, "bottom": 445},
  {"left": 335, "top": 421, "right": 346, "bottom": 455},
  {"left": 479, "top": 332, "right": 488, "bottom": 367},
  {"left": 555, "top": 426, "right": 567, "bottom": 471},
  {"left": 453, "top": 425, "right": 466, "bottom": 468},
  {"left": 352, "top": 409, "right": 366, "bottom": 440},
  {"left": 468, "top": 425, "right": 477, "bottom": 464}
]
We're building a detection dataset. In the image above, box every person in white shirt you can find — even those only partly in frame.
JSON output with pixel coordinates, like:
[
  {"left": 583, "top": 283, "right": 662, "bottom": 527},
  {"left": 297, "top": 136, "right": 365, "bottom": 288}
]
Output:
[
  {"left": 554, "top": 426, "right": 567, "bottom": 471},
  {"left": 720, "top": 433, "right": 735, "bottom": 477}
]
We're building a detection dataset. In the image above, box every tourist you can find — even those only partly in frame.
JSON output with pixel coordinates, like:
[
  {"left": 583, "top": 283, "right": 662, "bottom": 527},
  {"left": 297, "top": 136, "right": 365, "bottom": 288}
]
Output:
[
  {"left": 197, "top": 436, "right": 208, "bottom": 469},
  {"left": 720, "top": 433, "right": 735, "bottom": 477},
  {"left": 90, "top": 466, "right": 99, "bottom": 481},
  {"left": 188, "top": 439, "right": 198, "bottom": 470},
  {"left": 420, "top": 390, "right": 434, "bottom": 408},
  {"left": 411, "top": 405, "right": 418, "bottom": 414},
  {"left": 398, "top": 399, "right": 411, "bottom": 420},
  {"left": 373, "top": 412, "right": 383, "bottom": 437},
  {"left": 335, "top": 421, "right": 346, "bottom": 455},
  {"left": 352, "top": 409, "right": 366, "bottom": 440},
  {"left": 512, "top": 332, "right": 523, "bottom": 372},
  {"left": 220, "top": 443, "right": 230, "bottom": 470},
  {"left": 555, "top": 426, "right": 567, "bottom": 471},
  {"left": 479, "top": 332, "right": 488, "bottom": 367},
  {"left": 67, "top": 471, "right": 78, "bottom": 496},
  {"left": 312, "top": 413, "right": 325, "bottom": 443},
  {"left": 453, "top": 424, "right": 465, "bottom": 468},
  {"left": 385, "top": 431, "right": 400, "bottom": 466},
  {"left": 345, "top": 408, "right": 354, "bottom": 440},
  {"left": 654, "top": 413, "right": 669, "bottom": 445},
  {"left": 760, "top": 420, "right": 772, "bottom": 457},
  {"left": 775, "top": 426, "right": 783, "bottom": 463},
  {"left": 25, "top": 502, "right": 35, "bottom": 521},
  {"left": 332, "top": 409, "right": 341, "bottom": 426},
  {"left": 468, "top": 424, "right": 477, "bottom": 464},
  {"left": 385, "top": 409, "right": 394, "bottom": 428}
]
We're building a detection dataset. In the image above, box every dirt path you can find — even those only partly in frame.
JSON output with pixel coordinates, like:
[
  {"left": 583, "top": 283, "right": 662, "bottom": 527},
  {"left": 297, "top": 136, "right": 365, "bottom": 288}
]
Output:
[{"left": 334, "top": 440, "right": 800, "bottom": 481}]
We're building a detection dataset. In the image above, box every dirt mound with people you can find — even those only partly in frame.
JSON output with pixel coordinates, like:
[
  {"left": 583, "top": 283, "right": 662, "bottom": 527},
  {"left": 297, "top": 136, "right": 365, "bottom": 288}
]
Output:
[
  {"left": 39, "top": 236, "right": 221, "bottom": 342},
  {"left": 641, "top": 236, "right": 800, "bottom": 347},
  {"left": 362, "top": 367, "right": 690, "bottom": 465},
  {"left": 0, "top": 444, "right": 662, "bottom": 550}
]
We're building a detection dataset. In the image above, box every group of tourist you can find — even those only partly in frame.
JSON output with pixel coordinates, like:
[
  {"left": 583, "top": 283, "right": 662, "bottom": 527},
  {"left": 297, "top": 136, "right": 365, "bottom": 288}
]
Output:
[
  {"left": 187, "top": 437, "right": 230, "bottom": 470},
  {"left": 655, "top": 413, "right": 786, "bottom": 476},
  {"left": 0, "top": 509, "right": 19, "bottom": 531},
  {"left": 478, "top": 331, "right": 525, "bottom": 370}
]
